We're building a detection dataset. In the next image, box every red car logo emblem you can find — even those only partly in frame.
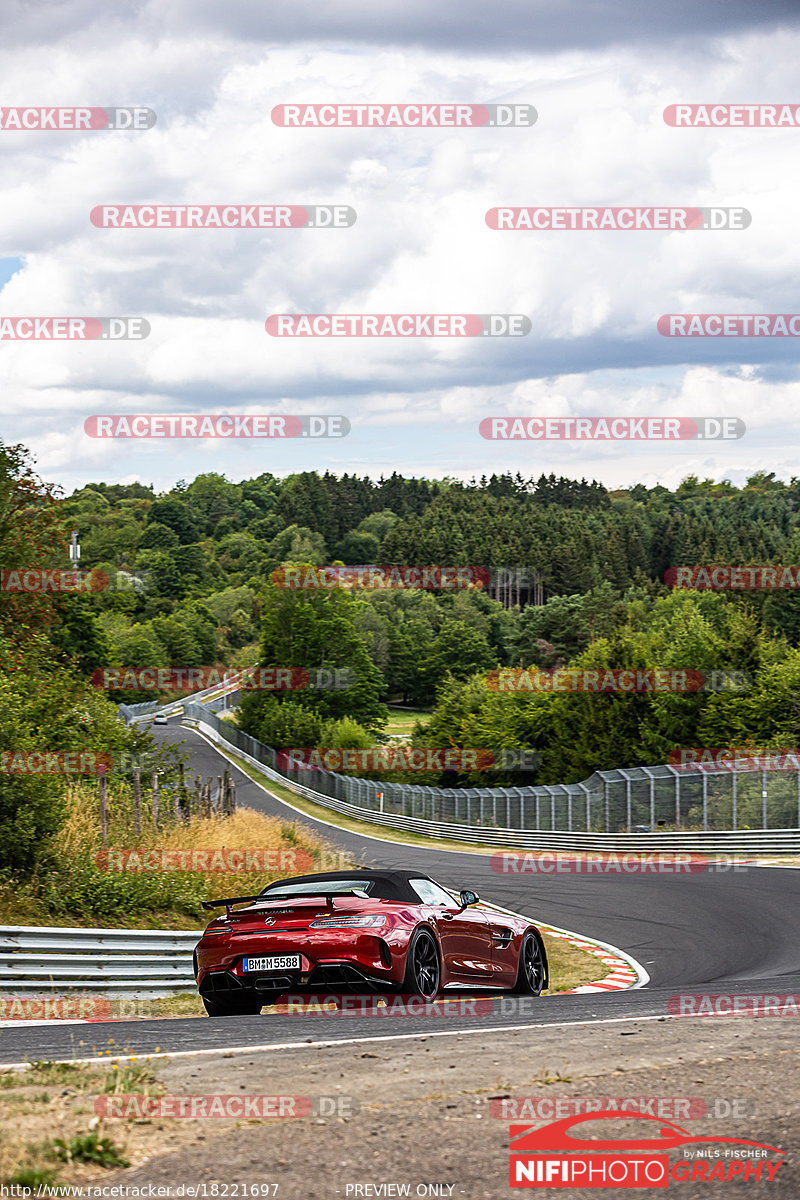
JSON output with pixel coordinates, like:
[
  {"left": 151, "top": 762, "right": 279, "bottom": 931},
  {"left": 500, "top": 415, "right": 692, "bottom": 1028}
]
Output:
[{"left": 510, "top": 1112, "right": 785, "bottom": 1154}]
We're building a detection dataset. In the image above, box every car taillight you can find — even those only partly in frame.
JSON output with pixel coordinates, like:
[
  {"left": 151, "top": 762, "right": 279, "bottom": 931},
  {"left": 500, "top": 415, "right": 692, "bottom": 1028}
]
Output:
[
  {"left": 309, "top": 915, "right": 386, "bottom": 928},
  {"left": 203, "top": 925, "right": 232, "bottom": 936}
]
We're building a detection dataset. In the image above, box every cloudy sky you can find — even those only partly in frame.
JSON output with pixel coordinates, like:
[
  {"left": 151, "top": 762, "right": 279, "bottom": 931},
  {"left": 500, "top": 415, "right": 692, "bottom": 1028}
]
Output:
[{"left": 1, "top": 0, "right": 799, "bottom": 496}]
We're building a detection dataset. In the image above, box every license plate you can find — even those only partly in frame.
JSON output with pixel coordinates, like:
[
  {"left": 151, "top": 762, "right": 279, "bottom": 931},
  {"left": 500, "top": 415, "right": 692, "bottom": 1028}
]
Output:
[{"left": 243, "top": 954, "right": 301, "bottom": 973}]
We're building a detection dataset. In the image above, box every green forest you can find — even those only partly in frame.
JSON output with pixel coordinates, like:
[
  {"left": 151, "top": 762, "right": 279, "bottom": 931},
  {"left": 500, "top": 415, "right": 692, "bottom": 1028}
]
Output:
[{"left": 4, "top": 438, "right": 800, "bottom": 873}]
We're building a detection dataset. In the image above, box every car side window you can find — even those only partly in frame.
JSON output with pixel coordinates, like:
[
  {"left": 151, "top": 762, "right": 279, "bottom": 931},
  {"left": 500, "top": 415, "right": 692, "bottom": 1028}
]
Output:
[{"left": 410, "top": 879, "right": 457, "bottom": 907}]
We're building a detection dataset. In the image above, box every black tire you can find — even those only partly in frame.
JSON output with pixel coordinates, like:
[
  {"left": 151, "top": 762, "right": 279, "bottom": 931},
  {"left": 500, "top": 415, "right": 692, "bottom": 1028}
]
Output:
[
  {"left": 402, "top": 928, "right": 441, "bottom": 998},
  {"left": 202, "top": 993, "right": 264, "bottom": 1017},
  {"left": 511, "top": 931, "right": 546, "bottom": 995}
]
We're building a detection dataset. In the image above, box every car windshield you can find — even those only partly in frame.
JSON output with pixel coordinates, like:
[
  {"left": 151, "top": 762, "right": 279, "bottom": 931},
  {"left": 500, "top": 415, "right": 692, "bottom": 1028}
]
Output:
[{"left": 260, "top": 879, "right": 374, "bottom": 899}]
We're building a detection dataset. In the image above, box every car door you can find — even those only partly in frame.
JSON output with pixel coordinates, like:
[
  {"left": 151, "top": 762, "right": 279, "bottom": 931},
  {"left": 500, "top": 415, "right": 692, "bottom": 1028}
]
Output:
[
  {"left": 485, "top": 917, "right": 521, "bottom": 985},
  {"left": 410, "top": 879, "right": 494, "bottom": 981}
]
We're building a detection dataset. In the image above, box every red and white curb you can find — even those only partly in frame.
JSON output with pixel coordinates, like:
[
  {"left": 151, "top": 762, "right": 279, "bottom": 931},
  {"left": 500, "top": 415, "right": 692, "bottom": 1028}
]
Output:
[{"left": 539, "top": 922, "right": 648, "bottom": 993}]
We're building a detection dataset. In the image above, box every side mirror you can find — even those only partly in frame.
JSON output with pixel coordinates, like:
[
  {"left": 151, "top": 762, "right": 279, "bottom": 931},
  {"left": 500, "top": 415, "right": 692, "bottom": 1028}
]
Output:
[{"left": 459, "top": 889, "right": 480, "bottom": 908}]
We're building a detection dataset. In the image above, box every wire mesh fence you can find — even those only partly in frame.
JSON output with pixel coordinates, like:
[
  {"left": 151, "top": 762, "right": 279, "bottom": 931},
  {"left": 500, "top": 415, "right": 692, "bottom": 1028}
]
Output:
[{"left": 177, "top": 705, "right": 800, "bottom": 834}]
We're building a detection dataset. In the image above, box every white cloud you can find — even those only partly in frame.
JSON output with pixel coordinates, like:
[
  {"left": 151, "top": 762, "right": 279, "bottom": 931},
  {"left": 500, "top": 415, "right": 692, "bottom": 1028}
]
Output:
[{"left": 0, "top": 17, "right": 799, "bottom": 492}]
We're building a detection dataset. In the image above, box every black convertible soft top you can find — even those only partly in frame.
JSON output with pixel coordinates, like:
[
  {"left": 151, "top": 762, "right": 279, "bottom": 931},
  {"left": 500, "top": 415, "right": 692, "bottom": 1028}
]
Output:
[{"left": 260, "top": 868, "right": 438, "bottom": 903}]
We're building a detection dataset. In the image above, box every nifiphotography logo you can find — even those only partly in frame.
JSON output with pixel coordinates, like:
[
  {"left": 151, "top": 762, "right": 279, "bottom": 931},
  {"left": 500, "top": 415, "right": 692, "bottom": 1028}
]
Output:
[{"left": 508, "top": 1111, "right": 785, "bottom": 1188}]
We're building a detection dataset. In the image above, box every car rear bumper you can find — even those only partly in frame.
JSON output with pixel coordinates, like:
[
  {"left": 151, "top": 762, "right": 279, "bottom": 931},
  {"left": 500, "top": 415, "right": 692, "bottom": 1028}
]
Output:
[{"left": 198, "top": 959, "right": 396, "bottom": 997}]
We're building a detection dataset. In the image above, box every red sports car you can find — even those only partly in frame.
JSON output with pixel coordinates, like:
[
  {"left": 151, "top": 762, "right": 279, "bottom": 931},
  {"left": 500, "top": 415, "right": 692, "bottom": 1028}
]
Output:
[{"left": 194, "top": 868, "right": 548, "bottom": 1016}]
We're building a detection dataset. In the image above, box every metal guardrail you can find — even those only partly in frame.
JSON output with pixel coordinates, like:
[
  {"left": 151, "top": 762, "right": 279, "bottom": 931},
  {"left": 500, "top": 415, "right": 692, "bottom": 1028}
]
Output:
[
  {"left": 182, "top": 705, "right": 800, "bottom": 854},
  {"left": 0, "top": 926, "right": 200, "bottom": 993},
  {"left": 119, "top": 673, "right": 244, "bottom": 725},
  {"left": 117, "top": 700, "right": 158, "bottom": 721}
]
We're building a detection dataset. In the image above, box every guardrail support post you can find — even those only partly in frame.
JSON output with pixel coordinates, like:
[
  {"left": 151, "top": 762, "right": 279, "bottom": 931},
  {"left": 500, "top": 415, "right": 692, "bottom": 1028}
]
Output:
[{"left": 702, "top": 773, "right": 708, "bottom": 831}]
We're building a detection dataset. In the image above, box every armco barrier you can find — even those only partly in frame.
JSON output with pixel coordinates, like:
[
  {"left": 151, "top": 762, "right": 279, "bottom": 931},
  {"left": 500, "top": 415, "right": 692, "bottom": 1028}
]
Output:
[
  {"left": 118, "top": 700, "right": 158, "bottom": 721},
  {"left": 118, "top": 673, "right": 243, "bottom": 724},
  {"left": 180, "top": 704, "right": 800, "bottom": 854},
  {"left": 0, "top": 926, "right": 199, "bottom": 993}
]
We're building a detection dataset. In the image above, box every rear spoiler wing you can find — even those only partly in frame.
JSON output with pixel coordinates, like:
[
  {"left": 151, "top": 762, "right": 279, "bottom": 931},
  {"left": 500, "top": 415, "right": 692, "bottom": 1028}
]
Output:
[{"left": 202, "top": 890, "right": 363, "bottom": 917}]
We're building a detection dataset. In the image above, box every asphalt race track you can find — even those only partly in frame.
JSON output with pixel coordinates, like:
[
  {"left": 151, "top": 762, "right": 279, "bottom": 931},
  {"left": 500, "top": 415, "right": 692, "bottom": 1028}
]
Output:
[{"left": 3, "top": 716, "right": 799, "bottom": 1067}]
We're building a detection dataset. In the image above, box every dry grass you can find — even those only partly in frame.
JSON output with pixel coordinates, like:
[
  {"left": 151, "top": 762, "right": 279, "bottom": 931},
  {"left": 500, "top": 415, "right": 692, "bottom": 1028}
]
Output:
[{"left": 0, "top": 783, "right": 355, "bottom": 927}]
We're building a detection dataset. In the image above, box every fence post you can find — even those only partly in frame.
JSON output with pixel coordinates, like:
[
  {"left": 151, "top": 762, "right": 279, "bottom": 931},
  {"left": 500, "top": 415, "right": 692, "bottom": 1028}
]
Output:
[
  {"left": 179, "top": 762, "right": 188, "bottom": 822},
  {"left": 649, "top": 776, "right": 655, "bottom": 832},
  {"left": 762, "top": 768, "right": 767, "bottom": 830},
  {"left": 732, "top": 771, "right": 738, "bottom": 831},
  {"left": 99, "top": 768, "right": 108, "bottom": 845},
  {"left": 626, "top": 778, "right": 632, "bottom": 833},
  {"left": 132, "top": 766, "right": 142, "bottom": 837},
  {"left": 604, "top": 780, "right": 610, "bottom": 832},
  {"left": 152, "top": 772, "right": 160, "bottom": 831}
]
